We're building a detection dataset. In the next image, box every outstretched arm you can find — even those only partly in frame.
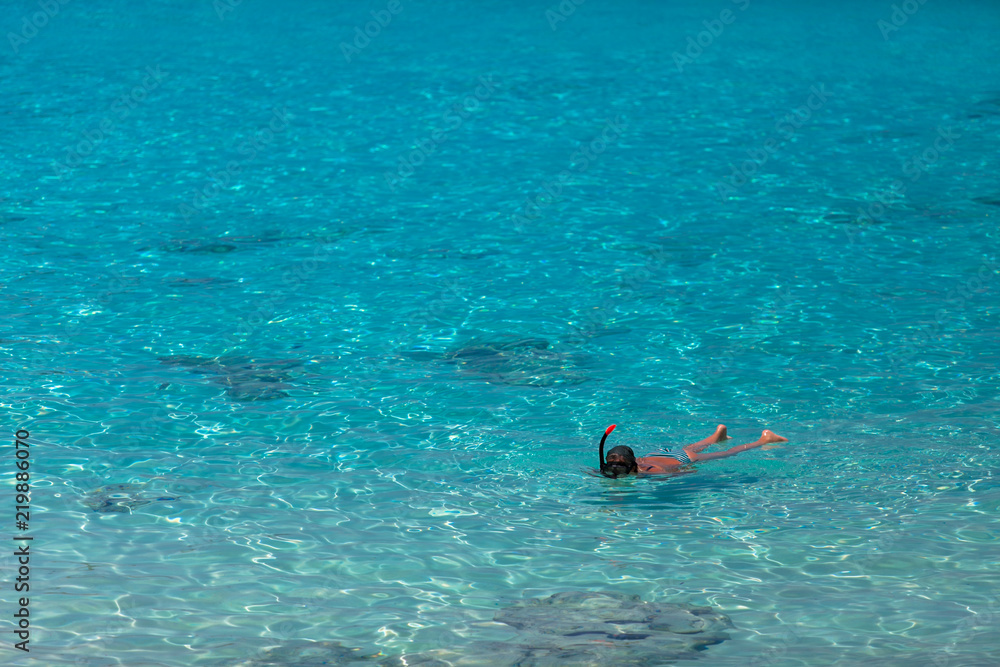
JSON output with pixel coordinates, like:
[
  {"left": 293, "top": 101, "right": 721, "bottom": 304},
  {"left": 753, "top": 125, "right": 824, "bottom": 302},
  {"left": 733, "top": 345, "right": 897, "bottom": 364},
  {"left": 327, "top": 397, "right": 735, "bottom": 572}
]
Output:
[{"left": 691, "top": 430, "right": 787, "bottom": 461}]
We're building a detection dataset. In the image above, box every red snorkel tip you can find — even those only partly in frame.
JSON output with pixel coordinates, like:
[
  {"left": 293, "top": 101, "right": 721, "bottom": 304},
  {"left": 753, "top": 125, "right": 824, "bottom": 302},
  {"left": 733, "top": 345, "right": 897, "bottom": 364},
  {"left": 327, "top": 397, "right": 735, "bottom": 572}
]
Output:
[{"left": 605, "top": 424, "right": 616, "bottom": 435}]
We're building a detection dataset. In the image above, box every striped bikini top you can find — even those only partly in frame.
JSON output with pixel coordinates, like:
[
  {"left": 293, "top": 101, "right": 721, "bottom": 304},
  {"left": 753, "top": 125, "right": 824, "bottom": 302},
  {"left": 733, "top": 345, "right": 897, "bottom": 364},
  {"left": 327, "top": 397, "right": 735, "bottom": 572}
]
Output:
[{"left": 647, "top": 449, "right": 692, "bottom": 465}]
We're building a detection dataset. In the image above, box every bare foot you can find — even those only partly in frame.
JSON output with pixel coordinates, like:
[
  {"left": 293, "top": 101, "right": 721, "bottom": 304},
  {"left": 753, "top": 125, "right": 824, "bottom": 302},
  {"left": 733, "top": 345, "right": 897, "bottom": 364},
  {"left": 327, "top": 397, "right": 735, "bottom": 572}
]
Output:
[
  {"left": 685, "top": 424, "right": 733, "bottom": 454},
  {"left": 760, "top": 430, "right": 788, "bottom": 444}
]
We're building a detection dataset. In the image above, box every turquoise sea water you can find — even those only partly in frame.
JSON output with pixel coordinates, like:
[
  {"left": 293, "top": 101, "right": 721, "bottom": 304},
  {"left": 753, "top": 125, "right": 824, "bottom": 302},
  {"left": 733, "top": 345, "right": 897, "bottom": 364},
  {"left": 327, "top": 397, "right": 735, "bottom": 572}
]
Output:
[{"left": 2, "top": 0, "right": 999, "bottom": 665}]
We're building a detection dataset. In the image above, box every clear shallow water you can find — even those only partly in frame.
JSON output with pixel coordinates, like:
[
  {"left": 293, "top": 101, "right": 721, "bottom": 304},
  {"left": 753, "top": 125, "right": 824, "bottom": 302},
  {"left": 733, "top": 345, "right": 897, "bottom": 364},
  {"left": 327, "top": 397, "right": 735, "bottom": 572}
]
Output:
[{"left": 2, "top": 0, "right": 999, "bottom": 665}]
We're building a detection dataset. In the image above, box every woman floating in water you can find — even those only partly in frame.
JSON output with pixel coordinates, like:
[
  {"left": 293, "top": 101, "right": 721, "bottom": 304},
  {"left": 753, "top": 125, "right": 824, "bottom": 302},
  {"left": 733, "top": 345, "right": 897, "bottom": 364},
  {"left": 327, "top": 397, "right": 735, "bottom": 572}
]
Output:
[{"left": 598, "top": 424, "right": 788, "bottom": 478}]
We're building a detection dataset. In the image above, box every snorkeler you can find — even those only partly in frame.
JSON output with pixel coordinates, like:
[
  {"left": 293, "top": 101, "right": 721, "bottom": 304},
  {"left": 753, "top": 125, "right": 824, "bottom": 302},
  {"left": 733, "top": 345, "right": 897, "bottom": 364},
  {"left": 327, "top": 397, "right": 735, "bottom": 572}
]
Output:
[{"left": 598, "top": 424, "right": 788, "bottom": 478}]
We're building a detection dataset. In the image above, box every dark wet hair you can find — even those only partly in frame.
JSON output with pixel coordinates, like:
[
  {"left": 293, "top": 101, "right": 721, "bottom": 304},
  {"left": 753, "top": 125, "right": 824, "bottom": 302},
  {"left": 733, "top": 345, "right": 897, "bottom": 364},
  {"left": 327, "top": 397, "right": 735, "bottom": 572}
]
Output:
[{"left": 598, "top": 425, "right": 637, "bottom": 478}]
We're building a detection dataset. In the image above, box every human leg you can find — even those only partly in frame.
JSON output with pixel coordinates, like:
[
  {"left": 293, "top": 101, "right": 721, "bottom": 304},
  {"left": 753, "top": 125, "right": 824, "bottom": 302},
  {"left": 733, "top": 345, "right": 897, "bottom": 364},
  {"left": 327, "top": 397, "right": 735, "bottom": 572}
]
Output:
[
  {"left": 691, "top": 430, "right": 787, "bottom": 461},
  {"left": 683, "top": 424, "right": 730, "bottom": 456}
]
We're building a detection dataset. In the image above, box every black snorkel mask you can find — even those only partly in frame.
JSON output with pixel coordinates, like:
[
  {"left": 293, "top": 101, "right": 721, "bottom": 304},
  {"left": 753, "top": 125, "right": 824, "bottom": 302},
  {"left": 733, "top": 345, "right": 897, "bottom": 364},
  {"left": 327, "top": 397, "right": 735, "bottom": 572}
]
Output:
[{"left": 598, "top": 424, "right": 637, "bottom": 478}]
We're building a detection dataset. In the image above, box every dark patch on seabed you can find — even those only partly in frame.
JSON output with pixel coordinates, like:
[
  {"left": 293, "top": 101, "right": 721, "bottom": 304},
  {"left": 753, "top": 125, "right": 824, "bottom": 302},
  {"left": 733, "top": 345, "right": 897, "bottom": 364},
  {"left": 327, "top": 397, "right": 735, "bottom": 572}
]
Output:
[
  {"left": 161, "top": 240, "right": 240, "bottom": 254},
  {"left": 971, "top": 194, "right": 1000, "bottom": 207},
  {"left": 166, "top": 276, "right": 235, "bottom": 287},
  {"left": 81, "top": 483, "right": 178, "bottom": 513},
  {"left": 233, "top": 641, "right": 383, "bottom": 666},
  {"left": 967, "top": 96, "right": 1000, "bottom": 119},
  {"left": 219, "top": 592, "right": 732, "bottom": 666},
  {"left": 155, "top": 234, "right": 307, "bottom": 253},
  {"left": 402, "top": 337, "right": 593, "bottom": 387},
  {"left": 146, "top": 228, "right": 350, "bottom": 254},
  {"left": 381, "top": 245, "right": 503, "bottom": 260},
  {"left": 482, "top": 591, "right": 732, "bottom": 665},
  {"left": 819, "top": 211, "right": 860, "bottom": 224},
  {"left": 158, "top": 354, "right": 305, "bottom": 401}
]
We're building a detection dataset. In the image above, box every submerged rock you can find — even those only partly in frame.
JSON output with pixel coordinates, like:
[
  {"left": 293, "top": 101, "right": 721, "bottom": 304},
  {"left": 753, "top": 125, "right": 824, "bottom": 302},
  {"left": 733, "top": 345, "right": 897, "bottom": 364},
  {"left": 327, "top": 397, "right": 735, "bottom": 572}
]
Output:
[
  {"left": 82, "top": 483, "right": 178, "bottom": 514},
  {"left": 211, "top": 375, "right": 291, "bottom": 401},
  {"left": 967, "top": 97, "right": 1000, "bottom": 119},
  {"left": 209, "top": 592, "right": 730, "bottom": 667},
  {"left": 159, "top": 240, "right": 239, "bottom": 253},
  {"left": 392, "top": 591, "right": 732, "bottom": 667},
  {"left": 448, "top": 339, "right": 591, "bottom": 387},
  {"left": 972, "top": 194, "right": 1000, "bottom": 207},
  {"left": 404, "top": 338, "right": 592, "bottom": 387},
  {"left": 157, "top": 232, "right": 315, "bottom": 255},
  {"left": 166, "top": 277, "right": 234, "bottom": 287},
  {"left": 240, "top": 640, "right": 385, "bottom": 666},
  {"left": 384, "top": 246, "right": 502, "bottom": 261},
  {"left": 158, "top": 355, "right": 302, "bottom": 401},
  {"left": 485, "top": 591, "right": 732, "bottom": 666}
]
